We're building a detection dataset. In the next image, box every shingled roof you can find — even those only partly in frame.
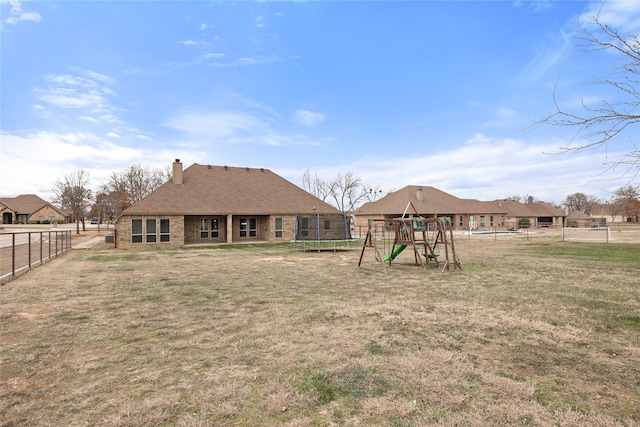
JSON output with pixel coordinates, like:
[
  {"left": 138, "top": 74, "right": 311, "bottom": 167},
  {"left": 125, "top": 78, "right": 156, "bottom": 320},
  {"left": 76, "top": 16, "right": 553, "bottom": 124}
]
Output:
[
  {"left": 0, "top": 194, "right": 64, "bottom": 215},
  {"left": 356, "top": 185, "right": 506, "bottom": 215},
  {"left": 356, "top": 185, "right": 566, "bottom": 219},
  {"left": 486, "top": 199, "right": 565, "bottom": 217},
  {"left": 121, "top": 164, "right": 340, "bottom": 216}
]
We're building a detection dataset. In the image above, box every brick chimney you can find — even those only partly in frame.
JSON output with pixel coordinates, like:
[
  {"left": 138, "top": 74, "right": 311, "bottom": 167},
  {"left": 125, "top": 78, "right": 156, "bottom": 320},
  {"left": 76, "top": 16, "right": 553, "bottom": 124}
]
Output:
[{"left": 172, "top": 159, "right": 183, "bottom": 185}]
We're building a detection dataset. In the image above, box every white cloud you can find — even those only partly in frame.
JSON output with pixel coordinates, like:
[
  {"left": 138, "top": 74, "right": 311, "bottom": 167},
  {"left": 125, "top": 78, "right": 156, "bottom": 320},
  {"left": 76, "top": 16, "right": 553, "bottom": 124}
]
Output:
[
  {"left": 36, "top": 88, "right": 108, "bottom": 110},
  {"left": 466, "top": 133, "right": 491, "bottom": 144},
  {"left": 292, "top": 109, "right": 326, "bottom": 126},
  {"left": 514, "top": 35, "right": 569, "bottom": 86},
  {"left": 81, "top": 70, "right": 115, "bottom": 85},
  {"left": 164, "top": 110, "right": 322, "bottom": 148},
  {"left": 581, "top": 0, "right": 640, "bottom": 33},
  {"left": 32, "top": 72, "right": 121, "bottom": 127},
  {"left": 35, "top": 73, "right": 114, "bottom": 110},
  {"left": 530, "top": 0, "right": 552, "bottom": 13},
  {"left": 294, "top": 136, "right": 629, "bottom": 205},
  {"left": 81, "top": 116, "right": 99, "bottom": 123},
  {"left": 3, "top": 0, "right": 41, "bottom": 24},
  {"left": 198, "top": 52, "right": 225, "bottom": 60},
  {"left": 497, "top": 107, "right": 517, "bottom": 118},
  {"left": 98, "top": 113, "right": 124, "bottom": 124},
  {"left": 165, "top": 111, "right": 267, "bottom": 139},
  {"left": 178, "top": 39, "right": 212, "bottom": 49},
  {"left": 123, "top": 67, "right": 143, "bottom": 75},
  {"left": 32, "top": 104, "right": 51, "bottom": 116},
  {"left": 0, "top": 130, "right": 199, "bottom": 199},
  {"left": 237, "top": 57, "right": 257, "bottom": 65},
  {"left": 0, "top": 131, "right": 138, "bottom": 197}
]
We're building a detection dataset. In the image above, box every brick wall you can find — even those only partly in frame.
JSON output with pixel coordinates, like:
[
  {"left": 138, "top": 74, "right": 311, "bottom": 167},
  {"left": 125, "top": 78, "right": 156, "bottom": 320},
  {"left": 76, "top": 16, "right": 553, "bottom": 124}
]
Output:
[
  {"left": 31, "top": 206, "right": 66, "bottom": 224},
  {"left": 115, "top": 214, "right": 308, "bottom": 248},
  {"left": 184, "top": 216, "right": 227, "bottom": 244},
  {"left": 115, "top": 215, "right": 184, "bottom": 249}
]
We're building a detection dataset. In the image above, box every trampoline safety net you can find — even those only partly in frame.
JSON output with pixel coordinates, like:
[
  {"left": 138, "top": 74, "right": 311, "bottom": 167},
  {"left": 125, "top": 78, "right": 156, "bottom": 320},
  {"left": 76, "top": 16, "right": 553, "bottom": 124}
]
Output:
[{"left": 294, "top": 214, "right": 352, "bottom": 241}]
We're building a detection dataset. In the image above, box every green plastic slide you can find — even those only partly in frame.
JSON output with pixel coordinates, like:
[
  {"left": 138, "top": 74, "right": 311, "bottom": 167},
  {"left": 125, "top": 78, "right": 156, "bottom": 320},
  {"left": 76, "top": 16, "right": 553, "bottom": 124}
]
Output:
[{"left": 385, "top": 244, "right": 407, "bottom": 261}]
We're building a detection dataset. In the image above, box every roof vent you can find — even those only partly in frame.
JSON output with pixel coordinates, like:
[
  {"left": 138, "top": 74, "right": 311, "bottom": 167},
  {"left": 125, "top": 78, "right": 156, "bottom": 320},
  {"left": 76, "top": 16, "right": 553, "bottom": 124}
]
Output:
[
  {"left": 246, "top": 167, "right": 250, "bottom": 171},
  {"left": 260, "top": 168, "right": 264, "bottom": 172},
  {"left": 224, "top": 166, "right": 228, "bottom": 170}
]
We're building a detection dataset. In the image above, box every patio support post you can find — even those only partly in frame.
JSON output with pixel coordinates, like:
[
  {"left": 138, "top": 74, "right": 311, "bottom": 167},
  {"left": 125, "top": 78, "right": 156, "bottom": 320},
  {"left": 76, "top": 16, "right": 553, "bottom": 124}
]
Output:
[{"left": 226, "top": 214, "right": 233, "bottom": 244}]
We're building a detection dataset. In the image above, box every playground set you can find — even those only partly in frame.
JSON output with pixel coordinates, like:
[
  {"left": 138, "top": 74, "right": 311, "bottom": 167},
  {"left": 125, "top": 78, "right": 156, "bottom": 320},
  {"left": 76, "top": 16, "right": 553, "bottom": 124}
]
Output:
[{"left": 358, "top": 202, "right": 462, "bottom": 273}]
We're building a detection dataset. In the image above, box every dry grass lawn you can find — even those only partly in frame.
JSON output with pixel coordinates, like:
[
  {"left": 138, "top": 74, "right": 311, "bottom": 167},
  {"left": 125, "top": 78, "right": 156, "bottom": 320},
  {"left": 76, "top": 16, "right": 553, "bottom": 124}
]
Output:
[{"left": 1, "top": 229, "right": 639, "bottom": 426}]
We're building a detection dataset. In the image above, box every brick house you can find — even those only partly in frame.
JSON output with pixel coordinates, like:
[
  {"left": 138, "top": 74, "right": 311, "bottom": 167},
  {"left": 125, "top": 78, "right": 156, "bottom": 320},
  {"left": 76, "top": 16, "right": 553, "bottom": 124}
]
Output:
[
  {"left": 0, "top": 194, "right": 69, "bottom": 225},
  {"left": 485, "top": 199, "right": 566, "bottom": 229},
  {"left": 114, "top": 160, "right": 345, "bottom": 248},
  {"left": 591, "top": 199, "right": 640, "bottom": 223},
  {"left": 354, "top": 185, "right": 565, "bottom": 232}
]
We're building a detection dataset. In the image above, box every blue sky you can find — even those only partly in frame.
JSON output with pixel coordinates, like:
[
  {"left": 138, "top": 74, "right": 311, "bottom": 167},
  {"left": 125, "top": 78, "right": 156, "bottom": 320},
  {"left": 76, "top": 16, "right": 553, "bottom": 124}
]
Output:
[{"left": 1, "top": 0, "right": 639, "bottom": 204}]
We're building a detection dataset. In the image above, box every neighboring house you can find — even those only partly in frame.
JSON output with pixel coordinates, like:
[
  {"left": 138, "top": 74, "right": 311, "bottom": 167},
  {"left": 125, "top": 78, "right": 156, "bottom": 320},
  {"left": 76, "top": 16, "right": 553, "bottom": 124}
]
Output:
[
  {"left": 0, "top": 194, "right": 68, "bottom": 225},
  {"left": 624, "top": 199, "right": 640, "bottom": 222},
  {"left": 485, "top": 199, "right": 566, "bottom": 229},
  {"left": 565, "top": 210, "right": 595, "bottom": 227},
  {"left": 114, "top": 160, "right": 346, "bottom": 248},
  {"left": 354, "top": 185, "right": 565, "bottom": 231},
  {"left": 355, "top": 186, "right": 507, "bottom": 231},
  {"left": 591, "top": 200, "right": 640, "bottom": 223}
]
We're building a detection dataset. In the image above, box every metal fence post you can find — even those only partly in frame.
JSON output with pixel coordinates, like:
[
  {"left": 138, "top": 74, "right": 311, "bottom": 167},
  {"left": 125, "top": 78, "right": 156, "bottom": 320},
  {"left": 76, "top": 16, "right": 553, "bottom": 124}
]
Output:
[{"left": 12, "top": 233, "right": 16, "bottom": 277}]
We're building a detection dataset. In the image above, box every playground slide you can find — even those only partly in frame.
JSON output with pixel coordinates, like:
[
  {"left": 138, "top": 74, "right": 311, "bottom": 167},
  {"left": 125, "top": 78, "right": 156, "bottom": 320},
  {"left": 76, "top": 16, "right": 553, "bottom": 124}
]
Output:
[{"left": 385, "top": 244, "right": 407, "bottom": 261}]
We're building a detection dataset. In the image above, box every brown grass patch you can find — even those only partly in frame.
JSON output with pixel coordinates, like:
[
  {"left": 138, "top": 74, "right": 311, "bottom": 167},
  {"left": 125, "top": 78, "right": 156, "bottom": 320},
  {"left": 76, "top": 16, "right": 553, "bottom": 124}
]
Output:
[{"left": 1, "top": 231, "right": 639, "bottom": 426}]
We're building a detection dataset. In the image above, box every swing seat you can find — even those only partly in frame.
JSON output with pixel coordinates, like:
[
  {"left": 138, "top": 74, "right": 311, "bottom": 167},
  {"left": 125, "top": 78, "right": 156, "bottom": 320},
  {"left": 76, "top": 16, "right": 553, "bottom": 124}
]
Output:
[{"left": 423, "top": 252, "right": 439, "bottom": 259}]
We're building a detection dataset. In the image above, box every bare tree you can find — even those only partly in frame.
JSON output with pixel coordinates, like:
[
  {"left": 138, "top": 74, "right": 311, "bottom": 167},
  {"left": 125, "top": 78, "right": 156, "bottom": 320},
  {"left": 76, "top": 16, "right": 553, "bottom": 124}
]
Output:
[
  {"left": 52, "top": 169, "right": 93, "bottom": 234},
  {"left": 609, "top": 184, "right": 640, "bottom": 221},
  {"left": 92, "top": 183, "right": 122, "bottom": 229},
  {"left": 363, "top": 184, "right": 384, "bottom": 203},
  {"left": 329, "top": 172, "right": 367, "bottom": 213},
  {"left": 100, "top": 164, "right": 171, "bottom": 217},
  {"left": 113, "top": 164, "right": 170, "bottom": 205},
  {"left": 538, "top": 4, "right": 640, "bottom": 177},
  {"left": 303, "top": 170, "right": 373, "bottom": 213},
  {"left": 612, "top": 184, "right": 640, "bottom": 201},
  {"left": 562, "top": 192, "right": 601, "bottom": 214},
  {"left": 302, "top": 169, "right": 332, "bottom": 202},
  {"left": 508, "top": 195, "right": 539, "bottom": 204}
]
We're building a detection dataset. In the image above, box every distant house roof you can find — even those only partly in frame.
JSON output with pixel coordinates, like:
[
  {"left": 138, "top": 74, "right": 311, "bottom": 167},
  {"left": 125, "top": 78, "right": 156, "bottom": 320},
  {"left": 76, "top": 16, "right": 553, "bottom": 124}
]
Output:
[
  {"left": 356, "top": 185, "right": 505, "bottom": 215},
  {"left": 356, "top": 186, "right": 565, "bottom": 218},
  {"left": 0, "top": 194, "right": 64, "bottom": 216},
  {"left": 487, "top": 200, "right": 565, "bottom": 218},
  {"left": 592, "top": 199, "right": 640, "bottom": 216},
  {"left": 121, "top": 164, "right": 340, "bottom": 216},
  {"left": 566, "top": 210, "right": 591, "bottom": 220}
]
